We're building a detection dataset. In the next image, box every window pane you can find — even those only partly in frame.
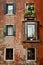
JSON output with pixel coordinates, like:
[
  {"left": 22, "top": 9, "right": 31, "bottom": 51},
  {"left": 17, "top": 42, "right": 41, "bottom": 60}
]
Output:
[
  {"left": 27, "top": 48, "right": 35, "bottom": 60},
  {"left": 6, "top": 48, "right": 13, "bottom": 60},
  {"left": 8, "top": 5, "right": 13, "bottom": 14},
  {"left": 28, "top": 25, "right": 35, "bottom": 37},
  {"left": 26, "top": 5, "right": 29, "bottom": 11},
  {"left": 8, "top": 26, "right": 13, "bottom": 35}
]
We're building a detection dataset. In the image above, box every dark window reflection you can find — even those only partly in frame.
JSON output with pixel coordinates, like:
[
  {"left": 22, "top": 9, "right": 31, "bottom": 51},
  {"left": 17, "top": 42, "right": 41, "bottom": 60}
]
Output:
[
  {"left": 27, "top": 48, "right": 35, "bottom": 60},
  {"left": 6, "top": 48, "right": 13, "bottom": 60}
]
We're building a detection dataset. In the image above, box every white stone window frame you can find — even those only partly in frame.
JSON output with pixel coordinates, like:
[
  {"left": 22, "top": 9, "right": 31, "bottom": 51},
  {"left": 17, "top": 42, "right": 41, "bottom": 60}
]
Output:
[
  {"left": 25, "top": 2, "right": 29, "bottom": 12},
  {"left": 23, "top": 21, "right": 39, "bottom": 42},
  {"left": 26, "top": 48, "right": 36, "bottom": 63},
  {"left": 4, "top": 47, "right": 14, "bottom": 61},
  {"left": 27, "top": 22, "right": 37, "bottom": 41}
]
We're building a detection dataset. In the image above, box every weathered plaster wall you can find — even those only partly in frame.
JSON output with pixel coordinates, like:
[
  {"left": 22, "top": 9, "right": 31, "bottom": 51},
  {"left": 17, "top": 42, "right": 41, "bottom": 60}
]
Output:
[{"left": 0, "top": 0, "right": 43, "bottom": 65}]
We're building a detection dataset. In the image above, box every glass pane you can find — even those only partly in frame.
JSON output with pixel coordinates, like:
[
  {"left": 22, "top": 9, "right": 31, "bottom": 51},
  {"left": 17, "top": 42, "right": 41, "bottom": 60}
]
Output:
[
  {"left": 27, "top": 48, "right": 35, "bottom": 60},
  {"left": 28, "top": 25, "right": 35, "bottom": 37},
  {"left": 26, "top": 5, "right": 29, "bottom": 11},
  {"left": 6, "top": 48, "right": 13, "bottom": 60},
  {"left": 8, "top": 5, "right": 13, "bottom": 14},
  {"left": 8, "top": 26, "right": 13, "bottom": 35}
]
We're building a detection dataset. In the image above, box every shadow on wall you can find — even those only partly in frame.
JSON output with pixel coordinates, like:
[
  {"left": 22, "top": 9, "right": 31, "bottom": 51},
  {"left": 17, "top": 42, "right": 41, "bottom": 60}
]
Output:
[{"left": 39, "top": 58, "right": 43, "bottom": 65}]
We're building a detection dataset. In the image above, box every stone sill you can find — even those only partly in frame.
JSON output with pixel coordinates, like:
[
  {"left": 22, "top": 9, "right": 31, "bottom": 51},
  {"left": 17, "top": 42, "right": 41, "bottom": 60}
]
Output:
[{"left": 23, "top": 40, "right": 40, "bottom": 43}]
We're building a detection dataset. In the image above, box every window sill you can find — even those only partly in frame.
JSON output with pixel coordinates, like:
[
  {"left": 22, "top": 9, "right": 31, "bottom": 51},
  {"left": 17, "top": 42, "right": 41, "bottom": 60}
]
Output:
[
  {"left": 4, "top": 60, "right": 14, "bottom": 62},
  {"left": 24, "top": 14, "right": 36, "bottom": 18},
  {"left": 6, "top": 14, "right": 14, "bottom": 16},
  {"left": 23, "top": 40, "right": 40, "bottom": 43},
  {"left": 6, "top": 35, "right": 14, "bottom": 36},
  {"left": 26, "top": 60, "right": 36, "bottom": 63}
]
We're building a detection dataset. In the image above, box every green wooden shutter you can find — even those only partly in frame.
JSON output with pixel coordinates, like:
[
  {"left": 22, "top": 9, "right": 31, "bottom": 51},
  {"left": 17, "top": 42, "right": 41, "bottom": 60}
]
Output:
[
  {"left": 13, "top": 25, "right": 16, "bottom": 36},
  {"left": 4, "top": 3, "right": 8, "bottom": 14},
  {"left": 13, "top": 3, "right": 16, "bottom": 14},
  {"left": 3, "top": 25, "right": 7, "bottom": 36}
]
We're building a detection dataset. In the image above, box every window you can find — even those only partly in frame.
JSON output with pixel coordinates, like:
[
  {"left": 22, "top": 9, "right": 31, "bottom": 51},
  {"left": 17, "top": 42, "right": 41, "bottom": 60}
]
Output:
[
  {"left": 7, "top": 25, "right": 13, "bottom": 35},
  {"left": 25, "top": 3, "right": 34, "bottom": 12},
  {"left": 8, "top": 5, "right": 13, "bottom": 15},
  {"left": 28, "top": 24, "right": 35, "bottom": 38},
  {"left": 3, "top": 25, "right": 16, "bottom": 36},
  {"left": 4, "top": 48, "right": 14, "bottom": 61},
  {"left": 26, "top": 48, "right": 36, "bottom": 62},
  {"left": 25, "top": 3, "right": 36, "bottom": 17},
  {"left": 23, "top": 21, "right": 39, "bottom": 42},
  {"left": 4, "top": 3, "right": 16, "bottom": 15}
]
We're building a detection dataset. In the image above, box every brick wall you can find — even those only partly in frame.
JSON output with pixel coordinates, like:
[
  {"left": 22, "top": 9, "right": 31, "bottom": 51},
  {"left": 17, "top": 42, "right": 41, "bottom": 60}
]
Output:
[{"left": 0, "top": 0, "right": 43, "bottom": 65}]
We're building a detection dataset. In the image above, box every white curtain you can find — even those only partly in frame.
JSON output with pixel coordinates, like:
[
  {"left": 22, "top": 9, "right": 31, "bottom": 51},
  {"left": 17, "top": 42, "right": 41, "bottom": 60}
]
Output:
[
  {"left": 8, "top": 27, "right": 13, "bottom": 35},
  {"left": 28, "top": 25, "right": 35, "bottom": 37},
  {"left": 8, "top": 5, "right": 13, "bottom": 14}
]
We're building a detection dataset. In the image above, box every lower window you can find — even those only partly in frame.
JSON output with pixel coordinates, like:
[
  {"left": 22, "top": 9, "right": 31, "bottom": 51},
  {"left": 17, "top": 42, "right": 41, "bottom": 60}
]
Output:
[
  {"left": 26, "top": 48, "right": 36, "bottom": 62},
  {"left": 4, "top": 48, "right": 14, "bottom": 61}
]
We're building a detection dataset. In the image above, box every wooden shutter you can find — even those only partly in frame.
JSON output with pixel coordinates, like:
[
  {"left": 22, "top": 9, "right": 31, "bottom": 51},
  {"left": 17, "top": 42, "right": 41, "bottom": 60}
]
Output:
[
  {"left": 13, "top": 3, "right": 16, "bottom": 14},
  {"left": 23, "top": 22, "right": 25, "bottom": 41},
  {"left": 13, "top": 25, "right": 16, "bottom": 36},
  {"left": 23, "top": 22, "right": 27, "bottom": 41},
  {"left": 4, "top": 3, "right": 8, "bottom": 14},
  {"left": 3, "top": 25, "right": 7, "bottom": 36}
]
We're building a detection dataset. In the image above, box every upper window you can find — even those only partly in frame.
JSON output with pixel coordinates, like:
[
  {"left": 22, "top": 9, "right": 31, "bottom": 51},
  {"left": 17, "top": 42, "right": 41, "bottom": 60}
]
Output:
[
  {"left": 25, "top": 3, "right": 36, "bottom": 18},
  {"left": 23, "top": 21, "right": 39, "bottom": 42},
  {"left": 4, "top": 3, "right": 16, "bottom": 15},
  {"left": 25, "top": 3, "right": 34, "bottom": 12},
  {"left": 26, "top": 48, "right": 36, "bottom": 62},
  {"left": 3, "top": 25, "right": 16, "bottom": 36},
  {"left": 4, "top": 48, "right": 14, "bottom": 61},
  {"left": 8, "top": 5, "right": 13, "bottom": 15}
]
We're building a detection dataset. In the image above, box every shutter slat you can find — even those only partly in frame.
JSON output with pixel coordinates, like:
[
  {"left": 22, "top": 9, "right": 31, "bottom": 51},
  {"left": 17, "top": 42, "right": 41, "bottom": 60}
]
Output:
[
  {"left": 4, "top": 3, "right": 7, "bottom": 14},
  {"left": 13, "top": 25, "right": 16, "bottom": 36},
  {"left": 3, "top": 25, "right": 7, "bottom": 36},
  {"left": 13, "top": 3, "right": 16, "bottom": 14}
]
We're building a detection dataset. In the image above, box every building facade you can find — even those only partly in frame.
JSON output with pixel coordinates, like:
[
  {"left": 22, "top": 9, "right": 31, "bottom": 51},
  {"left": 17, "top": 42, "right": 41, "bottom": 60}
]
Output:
[{"left": 0, "top": 0, "right": 43, "bottom": 65}]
